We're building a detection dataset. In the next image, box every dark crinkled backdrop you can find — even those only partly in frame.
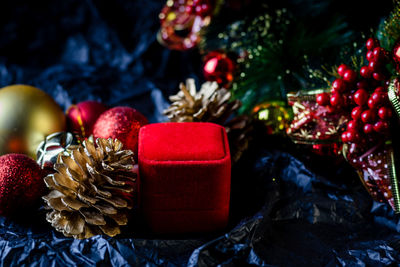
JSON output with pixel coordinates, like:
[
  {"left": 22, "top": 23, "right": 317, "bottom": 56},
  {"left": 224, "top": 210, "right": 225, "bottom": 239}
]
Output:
[{"left": 0, "top": 0, "right": 399, "bottom": 266}]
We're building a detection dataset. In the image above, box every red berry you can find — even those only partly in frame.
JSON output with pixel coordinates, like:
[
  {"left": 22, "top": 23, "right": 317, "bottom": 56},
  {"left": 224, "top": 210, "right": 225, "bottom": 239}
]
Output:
[
  {"left": 337, "top": 64, "right": 348, "bottom": 77},
  {"left": 373, "top": 72, "right": 386, "bottom": 81},
  {"left": 341, "top": 131, "right": 349, "bottom": 143},
  {"left": 366, "top": 50, "right": 374, "bottom": 61},
  {"left": 347, "top": 120, "right": 360, "bottom": 131},
  {"left": 368, "top": 61, "right": 381, "bottom": 72},
  {"left": 373, "top": 121, "right": 389, "bottom": 133},
  {"left": 361, "top": 110, "right": 376, "bottom": 123},
  {"left": 346, "top": 131, "right": 360, "bottom": 143},
  {"left": 353, "top": 89, "right": 369, "bottom": 106},
  {"left": 374, "top": 86, "right": 386, "bottom": 93},
  {"left": 360, "top": 66, "right": 372, "bottom": 78},
  {"left": 378, "top": 107, "right": 393, "bottom": 120},
  {"left": 332, "top": 79, "right": 347, "bottom": 93},
  {"left": 368, "top": 98, "right": 376, "bottom": 109},
  {"left": 366, "top": 38, "right": 379, "bottom": 50},
  {"left": 370, "top": 92, "right": 385, "bottom": 107},
  {"left": 330, "top": 93, "right": 343, "bottom": 107},
  {"left": 316, "top": 92, "right": 330, "bottom": 106},
  {"left": 372, "top": 47, "right": 384, "bottom": 61},
  {"left": 343, "top": 69, "right": 357, "bottom": 83},
  {"left": 363, "top": 124, "right": 374, "bottom": 134},
  {"left": 351, "top": 106, "right": 363, "bottom": 120}
]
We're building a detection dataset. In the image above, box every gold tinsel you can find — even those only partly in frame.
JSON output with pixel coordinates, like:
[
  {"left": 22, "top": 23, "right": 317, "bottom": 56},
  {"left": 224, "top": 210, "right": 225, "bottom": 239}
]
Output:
[{"left": 43, "top": 138, "right": 137, "bottom": 239}]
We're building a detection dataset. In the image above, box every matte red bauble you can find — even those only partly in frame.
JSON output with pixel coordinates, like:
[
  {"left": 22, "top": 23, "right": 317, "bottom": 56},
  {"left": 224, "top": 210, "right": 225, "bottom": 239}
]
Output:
[
  {"left": 0, "top": 154, "right": 45, "bottom": 216},
  {"left": 203, "top": 51, "right": 235, "bottom": 87},
  {"left": 93, "top": 107, "right": 148, "bottom": 153},
  {"left": 66, "top": 101, "right": 108, "bottom": 138}
]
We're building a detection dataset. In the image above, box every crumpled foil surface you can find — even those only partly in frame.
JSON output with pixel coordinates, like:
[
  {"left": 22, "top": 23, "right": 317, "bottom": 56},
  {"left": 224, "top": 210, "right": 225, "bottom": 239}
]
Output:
[{"left": 0, "top": 0, "right": 399, "bottom": 266}]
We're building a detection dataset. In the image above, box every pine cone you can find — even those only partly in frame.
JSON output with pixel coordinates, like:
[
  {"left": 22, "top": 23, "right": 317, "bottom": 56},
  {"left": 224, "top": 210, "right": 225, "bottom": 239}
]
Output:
[
  {"left": 225, "top": 115, "right": 253, "bottom": 163},
  {"left": 43, "top": 138, "right": 137, "bottom": 239},
  {"left": 164, "top": 78, "right": 241, "bottom": 124}
]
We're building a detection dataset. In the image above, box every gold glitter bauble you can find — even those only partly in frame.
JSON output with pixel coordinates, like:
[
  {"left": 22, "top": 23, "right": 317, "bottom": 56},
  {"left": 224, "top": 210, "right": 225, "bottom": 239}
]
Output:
[
  {"left": 0, "top": 85, "right": 66, "bottom": 158},
  {"left": 252, "top": 101, "right": 292, "bottom": 135}
]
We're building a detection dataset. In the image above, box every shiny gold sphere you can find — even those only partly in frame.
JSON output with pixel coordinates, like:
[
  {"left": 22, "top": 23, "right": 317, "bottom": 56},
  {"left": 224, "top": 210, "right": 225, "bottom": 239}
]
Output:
[
  {"left": 0, "top": 85, "right": 66, "bottom": 159},
  {"left": 252, "top": 101, "right": 293, "bottom": 135}
]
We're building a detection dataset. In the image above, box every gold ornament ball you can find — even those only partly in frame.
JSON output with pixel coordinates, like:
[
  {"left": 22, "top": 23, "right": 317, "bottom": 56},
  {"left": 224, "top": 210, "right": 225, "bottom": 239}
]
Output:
[
  {"left": 0, "top": 85, "right": 66, "bottom": 159},
  {"left": 252, "top": 101, "right": 293, "bottom": 135}
]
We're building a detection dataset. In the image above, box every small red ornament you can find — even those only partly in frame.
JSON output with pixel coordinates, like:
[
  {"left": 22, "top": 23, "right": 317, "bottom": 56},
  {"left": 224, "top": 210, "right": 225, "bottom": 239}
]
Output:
[
  {"left": 66, "top": 101, "right": 108, "bottom": 138},
  {"left": 0, "top": 154, "right": 44, "bottom": 216},
  {"left": 351, "top": 106, "right": 363, "bottom": 120},
  {"left": 366, "top": 38, "right": 379, "bottom": 50},
  {"left": 316, "top": 92, "right": 330, "bottom": 106},
  {"left": 330, "top": 93, "right": 343, "bottom": 107},
  {"left": 337, "top": 64, "right": 348, "bottom": 77},
  {"left": 360, "top": 66, "right": 372, "bottom": 78},
  {"left": 203, "top": 51, "right": 236, "bottom": 87},
  {"left": 93, "top": 107, "right": 148, "bottom": 153},
  {"left": 343, "top": 69, "right": 357, "bottom": 83},
  {"left": 392, "top": 40, "right": 400, "bottom": 73},
  {"left": 353, "top": 89, "right": 369, "bottom": 106},
  {"left": 332, "top": 79, "right": 346, "bottom": 93}
]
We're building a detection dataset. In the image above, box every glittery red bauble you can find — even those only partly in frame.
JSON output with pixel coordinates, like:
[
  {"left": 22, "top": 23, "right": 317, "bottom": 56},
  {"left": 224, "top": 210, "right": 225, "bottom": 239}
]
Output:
[
  {"left": 93, "top": 107, "right": 148, "bottom": 153},
  {"left": 66, "top": 101, "right": 108, "bottom": 138},
  {"left": 203, "top": 51, "right": 235, "bottom": 87},
  {"left": 0, "top": 154, "right": 45, "bottom": 216}
]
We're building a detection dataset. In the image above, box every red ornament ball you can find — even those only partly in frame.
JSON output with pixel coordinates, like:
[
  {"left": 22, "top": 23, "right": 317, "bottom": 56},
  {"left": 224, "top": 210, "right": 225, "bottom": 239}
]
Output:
[
  {"left": 203, "top": 51, "right": 235, "bottom": 87},
  {"left": 66, "top": 101, "right": 108, "bottom": 138},
  {"left": 93, "top": 106, "right": 148, "bottom": 153},
  {"left": 393, "top": 40, "right": 400, "bottom": 73},
  {"left": 0, "top": 154, "right": 44, "bottom": 216}
]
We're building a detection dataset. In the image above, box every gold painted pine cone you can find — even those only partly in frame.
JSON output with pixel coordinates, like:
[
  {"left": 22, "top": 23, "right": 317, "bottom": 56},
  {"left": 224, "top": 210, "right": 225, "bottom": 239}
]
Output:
[
  {"left": 164, "top": 78, "right": 241, "bottom": 124},
  {"left": 43, "top": 138, "right": 137, "bottom": 239}
]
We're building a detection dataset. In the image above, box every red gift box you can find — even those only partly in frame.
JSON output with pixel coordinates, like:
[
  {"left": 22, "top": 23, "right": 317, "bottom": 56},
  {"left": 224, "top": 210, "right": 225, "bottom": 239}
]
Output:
[{"left": 138, "top": 122, "right": 231, "bottom": 234}]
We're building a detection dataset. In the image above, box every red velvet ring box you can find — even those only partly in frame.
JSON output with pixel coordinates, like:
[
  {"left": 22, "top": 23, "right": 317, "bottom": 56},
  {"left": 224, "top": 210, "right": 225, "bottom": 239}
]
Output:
[{"left": 138, "top": 122, "right": 231, "bottom": 234}]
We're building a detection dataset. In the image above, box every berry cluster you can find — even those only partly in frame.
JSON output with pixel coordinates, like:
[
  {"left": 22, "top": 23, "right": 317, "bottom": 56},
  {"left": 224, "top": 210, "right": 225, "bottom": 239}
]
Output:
[
  {"left": 184, "top": 0, "right": 213, "bottom": 17},
  {"left": 316, "top": 38, "right": 394, "bottom": 151}
]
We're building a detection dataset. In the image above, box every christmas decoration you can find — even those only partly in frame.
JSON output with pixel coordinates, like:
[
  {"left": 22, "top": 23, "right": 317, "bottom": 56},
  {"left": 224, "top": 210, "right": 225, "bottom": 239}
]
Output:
[
  {"left": 66, "top": 101, "right": 108, "bottom": 139},
  {"left": 225, "top": 115, "right": 253, "bottom": 163},
  {"left": 157, "top": 0, "right": 216, "bottom": 50},
  {"left": 200, "top": 5, "right": 352, "bottom": 113},
  {"left": 288, "top": 1, "right": 400, "bottom": 212},
  {"left": 203, "top": 51, "right": 236, "bottom": 87},
  {"left": 252, "top": 101, "right": 292, "bottom": 135},
  {"left": 43, "top": 138, "right": 137, "bottom": 239},
  {"left": 139, "top": 122, "right": 230, "bottom": 233},
  {"left": 36, "top": 132, "right": 79, "bottom": 171},
  {"left": 0, "top": 154, "right": 45, "bottom": 216},
  {"left": 164, "top": 78, "right": 240, "bottom": 124},
  {"left": 164, "top": 79, "right": 251, "bottom": 162},
  {"left": 93, "top": 107, "right": 148, "bottom": 153},
  {"left": 286, "top": 90, "right": 348, "bottom": 145},
  {"left": 0, "top": 85, "right": 66, "bottom": 159}
]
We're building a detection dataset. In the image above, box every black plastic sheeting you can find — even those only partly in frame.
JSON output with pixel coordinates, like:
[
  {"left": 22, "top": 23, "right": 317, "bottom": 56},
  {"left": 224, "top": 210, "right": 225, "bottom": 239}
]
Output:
[{"left": 0, "top": 0, "right": 399, "bottom": 266}]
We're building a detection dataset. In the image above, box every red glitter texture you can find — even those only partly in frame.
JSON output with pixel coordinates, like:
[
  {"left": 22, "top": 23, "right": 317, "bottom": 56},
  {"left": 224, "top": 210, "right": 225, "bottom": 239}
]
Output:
[
  {"left": 93, "top": 106, "right": 148, "bottom": 153},
  {"left": 66, "top": 101, "right": 108, "bottom": 138},
  {"left": 0, "top": 154, "right": 45, "bottom": 216}
]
